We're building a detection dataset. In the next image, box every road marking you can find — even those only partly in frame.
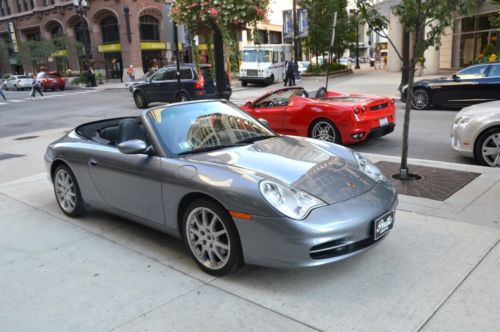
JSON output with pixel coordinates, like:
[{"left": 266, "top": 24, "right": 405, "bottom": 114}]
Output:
[
  {"left": 7, "top": 99, "right": 24, "bottom": 103},
  {"left": 0, "top": 102, "right": 8, "bottom": 105}
]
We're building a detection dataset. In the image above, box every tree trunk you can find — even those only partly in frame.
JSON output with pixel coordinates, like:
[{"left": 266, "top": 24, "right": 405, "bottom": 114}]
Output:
[
  {"left": 399, "top": 29, "right": 410, "bottom": 91},
  {"left": 212, "top": 23, "right": 225, "bottom": 98}
]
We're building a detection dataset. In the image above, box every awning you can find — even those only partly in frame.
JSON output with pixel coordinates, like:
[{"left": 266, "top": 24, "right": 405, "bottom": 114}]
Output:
[
  {"left": 140, "top": 42, "right": 166, "bottom": 50},
  {"left": 98, "top": 43, "right": 122, "bottom": 53},
  {"left": 52, "top": 49, "right": 68, "bottom": 57}
]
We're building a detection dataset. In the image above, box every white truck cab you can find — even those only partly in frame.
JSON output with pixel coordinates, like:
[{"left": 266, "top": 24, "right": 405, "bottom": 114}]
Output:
[{"left": 239, "top": 44, "right": 293, "bottom": 86}]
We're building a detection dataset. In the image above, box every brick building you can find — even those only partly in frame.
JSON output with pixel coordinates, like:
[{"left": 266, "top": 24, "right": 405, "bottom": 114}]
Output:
[{"left": 0, "top": 0, "right": 171, "bottom": 80}]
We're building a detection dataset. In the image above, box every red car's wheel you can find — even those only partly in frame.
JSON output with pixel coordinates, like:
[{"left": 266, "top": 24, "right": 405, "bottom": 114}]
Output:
[{"left": 310, "top": 119, "right": 340, "bottom": 144}]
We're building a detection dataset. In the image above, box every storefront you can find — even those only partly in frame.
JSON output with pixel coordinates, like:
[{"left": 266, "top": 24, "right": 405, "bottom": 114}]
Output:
[
  {"left": 98, "top": 43, "right": 122, "bottom": 79},
  {"left": 452, "top": 11, "right": 500, "bottom": 67},
  {"left": 141, "top": 42, "right": 166, "bottom": 73}
]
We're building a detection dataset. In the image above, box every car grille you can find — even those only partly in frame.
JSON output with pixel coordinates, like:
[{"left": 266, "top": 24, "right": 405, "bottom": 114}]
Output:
[
  {"left": 370, "top": 102, "right": 388, "bottom": 111},
  {"left": 309, "top": 237, "right": 375, "bottom": 260},
  {"left": 246, "top": 70, "right": 258, "bottom": 77}
]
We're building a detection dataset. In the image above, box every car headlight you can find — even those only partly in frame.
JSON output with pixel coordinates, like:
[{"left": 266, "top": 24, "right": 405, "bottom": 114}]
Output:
[
  {"left": 259, "top": 180, "right": 326, "bottom": 220},
  {"left": 353, "top": 152, "right": 386, "bottom": 182},
  {"left": 455, "top": 116, "right": 470, "bottom": 125}
]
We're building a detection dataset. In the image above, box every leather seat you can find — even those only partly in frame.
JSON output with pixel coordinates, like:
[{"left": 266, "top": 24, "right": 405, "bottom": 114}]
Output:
[{"left": 118, "top": 118, "right": 148, "bottom": 144}]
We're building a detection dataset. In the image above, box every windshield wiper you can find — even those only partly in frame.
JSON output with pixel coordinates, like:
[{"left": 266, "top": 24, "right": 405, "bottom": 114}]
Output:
[
  {"left": 177, "top": 144, "right": 243, "bottom": 156},
  {"left": 236, "top": 135, "right": 277, "bottom": 144}
]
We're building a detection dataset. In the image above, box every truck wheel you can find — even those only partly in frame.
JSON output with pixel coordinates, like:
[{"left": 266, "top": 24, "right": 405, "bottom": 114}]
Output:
[{"left": 241, "top": 81, "right": 248, "bottom": 87}]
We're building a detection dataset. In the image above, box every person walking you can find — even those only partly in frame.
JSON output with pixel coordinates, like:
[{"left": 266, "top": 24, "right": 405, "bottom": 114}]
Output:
[
  {"left": 284, "top": 60, "right": 290, "bottom": 86},
  {"left": 288, "top": 58, "right": 296, "bottom": 86},
  {"left": 0, "top": 79, "right": 7, "bottom": 101},
  {"left": 127, "top": 65, "right": 135, "bottom": 83},
  {"left": 29, "top": 73, "right": 44, "bottom": 100}
]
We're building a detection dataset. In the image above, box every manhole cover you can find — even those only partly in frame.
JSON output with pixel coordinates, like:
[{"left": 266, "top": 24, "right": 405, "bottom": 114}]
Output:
[
  {"left": 375, "top": 161, "right": 480, "bottom": 201},
  {"left": 0, "top": 153, "right": 25, "bottom": 161},
  {"left": 13, "top": 135, "right": 39, "bottom": 141}
]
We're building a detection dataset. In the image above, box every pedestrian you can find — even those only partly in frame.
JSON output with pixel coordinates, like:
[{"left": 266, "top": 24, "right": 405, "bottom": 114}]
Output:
[
  {"left": 127, "top": 64, "right": 135, "bottom": 83},
  {"left": 288, "top": 58, "right": 296, "bottom": 86},
  {"left": 29, "top": 74, "right": 44, "bottom": 100},
  {"left": 383, "top": 56, "right": 388, "bottom": 69},
  {"left": 0, "top": 79, "right": 7, "bottom": 101},
  {"left": 284, "top": 60, "right": 289, "bottom": 86}
]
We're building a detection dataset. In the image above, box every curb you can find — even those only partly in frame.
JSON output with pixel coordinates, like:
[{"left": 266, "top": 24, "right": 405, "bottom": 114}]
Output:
[{"left": 301, "top": 69, "right": 353, "bottom": 78}]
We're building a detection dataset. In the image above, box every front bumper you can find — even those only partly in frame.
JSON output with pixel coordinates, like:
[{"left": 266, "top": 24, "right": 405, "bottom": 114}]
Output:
[
  {"left": 240, "top": 77, "right": 268, "bottom": 84},
  {"left": 450, "top": 123, "right": 474, "bottom": 158},
  {"left": 233, "top": 181, "right": 397, "bottom": 268}
]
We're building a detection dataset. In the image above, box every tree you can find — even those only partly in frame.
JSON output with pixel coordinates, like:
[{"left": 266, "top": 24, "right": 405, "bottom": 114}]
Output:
[
  {"left": 490, "top": 0, "right": 500, "bottom": 28},
  {"left": 300, "top": 0, "right": 354, "bottom": 64},
  {"left": 18, "top": 40, "right": 57, "bottom": 72},
  {"left": 357, "top": 0, "right": 477, "bottom": 180},
  {"left": 171, "top": 0, "right": 270, "bottom": 97}
]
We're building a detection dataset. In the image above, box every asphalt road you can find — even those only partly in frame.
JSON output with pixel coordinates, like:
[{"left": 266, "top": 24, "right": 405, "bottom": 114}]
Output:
[{"left": 0, "top": 79, "right": 474, "bottom": 166}]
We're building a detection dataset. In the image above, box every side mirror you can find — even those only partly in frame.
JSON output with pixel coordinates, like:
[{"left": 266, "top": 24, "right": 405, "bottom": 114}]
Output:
[
  {"left": 118, "top": 139, "right": 149, "bottom": 154},
  {"left": 452, "top": 74, "right": 460, "bottom": 82},
  {"left": 245, "top": 101, "right": 253, "bottom": 107},
  {"left": 258, "top": 118, "right": 269, "bottom": 128}
]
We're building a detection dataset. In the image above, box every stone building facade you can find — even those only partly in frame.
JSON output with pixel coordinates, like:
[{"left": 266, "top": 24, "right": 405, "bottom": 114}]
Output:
[{"left": 0, "top": 0, "right": 171, "bottom": 80}]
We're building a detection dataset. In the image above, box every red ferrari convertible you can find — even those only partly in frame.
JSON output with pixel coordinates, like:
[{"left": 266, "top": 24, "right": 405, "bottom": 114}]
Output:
[{"left": 240, "top": 87, "right": 396, "bottom": 145}]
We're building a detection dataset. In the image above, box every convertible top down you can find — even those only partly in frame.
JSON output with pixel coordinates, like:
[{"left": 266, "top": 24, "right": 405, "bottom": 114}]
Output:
[{"left": 45, "top": 100, "right": 397, "bottom": 275}]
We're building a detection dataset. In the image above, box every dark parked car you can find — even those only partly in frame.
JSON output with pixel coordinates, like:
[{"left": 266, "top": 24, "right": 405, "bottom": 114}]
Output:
[
  {"left": 132, "top": 64, "right": 232, "bottom": 109},
  {"left": 40, "top": 71, "right": 65, "bottom": 91},
  {"left": 402, "top": 63, "right": 500, "bottom": 109}
]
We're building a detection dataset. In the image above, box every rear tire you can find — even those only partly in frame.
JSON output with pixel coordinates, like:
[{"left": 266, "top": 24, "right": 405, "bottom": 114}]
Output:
[
  {"left": 53, "top": 164, "right": 85, "bottom": 217},
  {"left": 182, "top": 199, "right": 243, "bottom": 276},
  {"left": 134, "top": 91, "right": 148, "bottom": 109},
  {"left": 309, "top": 119, "right": 341, "bottom": 144},
  {"left": 474, "top": 127, "right": 500, "bottom": 167}
]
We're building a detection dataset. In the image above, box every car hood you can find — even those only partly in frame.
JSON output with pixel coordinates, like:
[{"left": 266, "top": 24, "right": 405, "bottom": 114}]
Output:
[
  {"left": 185, "top": 136, "right": 377, "bottom": 205},
  {"left": 457, "top": 100, "right": 500, "bottom": 118}
]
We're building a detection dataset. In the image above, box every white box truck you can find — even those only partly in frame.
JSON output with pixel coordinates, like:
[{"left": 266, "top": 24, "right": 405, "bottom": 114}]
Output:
[{"left": 239, "top": 44, "right": 293, "bottom": 86}]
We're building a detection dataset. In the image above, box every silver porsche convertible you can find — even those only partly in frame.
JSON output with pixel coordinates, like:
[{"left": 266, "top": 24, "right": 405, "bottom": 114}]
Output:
[{"left": 45, "top": 100, "right": 397, "bottom": 276}]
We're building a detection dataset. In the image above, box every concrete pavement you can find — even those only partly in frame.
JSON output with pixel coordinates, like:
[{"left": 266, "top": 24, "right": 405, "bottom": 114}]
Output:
[{"left": 0, "top": 128, "right": 499, "bottom": 331}]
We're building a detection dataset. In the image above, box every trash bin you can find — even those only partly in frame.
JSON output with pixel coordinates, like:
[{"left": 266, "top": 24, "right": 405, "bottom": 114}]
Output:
[{"left": 370, "top": 59, "right": 375, "bottom": 67}]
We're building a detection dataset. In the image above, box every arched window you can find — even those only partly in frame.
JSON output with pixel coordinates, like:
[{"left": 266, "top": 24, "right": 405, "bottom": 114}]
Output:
[
  {"left": 139, "top": 15, "right": 160, "bottom": 41},
  {"left": 101, "top": 15, "right": 119, "bottom": 44},
  {"left": 51, "top": 25, "right": 63, "bottom": 38}
]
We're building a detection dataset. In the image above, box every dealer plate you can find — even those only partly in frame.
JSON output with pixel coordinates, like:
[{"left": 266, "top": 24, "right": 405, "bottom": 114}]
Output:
[
  {"left": 379, "top": 117, "right": 389, "bottom": 127},
  {"left": 374, "top": 210, "right": 394, "bottom": 240}
]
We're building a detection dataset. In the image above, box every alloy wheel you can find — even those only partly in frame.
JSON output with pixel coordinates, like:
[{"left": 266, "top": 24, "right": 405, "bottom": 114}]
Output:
[
  {"left": 312, "top": 121, "right": 337, "bottom": 142},
  {"left": 186, "top": 207, "right": 230, "bottom": 270},
  {"left": 481, "top": 132, "right": 500, "bottom": 167},
  {"left": 55, "top": 169, "right": 77, "bottom": 213},
  {"left": 411, "top": 89, "right": 429, "bottom": 109}
]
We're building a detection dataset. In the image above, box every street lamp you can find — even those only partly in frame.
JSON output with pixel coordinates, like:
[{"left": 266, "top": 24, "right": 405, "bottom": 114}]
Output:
[{"left": 72, "top": 0, "right": 90, "bottom": 85}]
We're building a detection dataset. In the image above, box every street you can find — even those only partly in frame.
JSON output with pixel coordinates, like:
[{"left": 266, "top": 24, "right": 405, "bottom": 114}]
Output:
[{"left": 0, "top": 69, "right": 474, "bottom": 165}]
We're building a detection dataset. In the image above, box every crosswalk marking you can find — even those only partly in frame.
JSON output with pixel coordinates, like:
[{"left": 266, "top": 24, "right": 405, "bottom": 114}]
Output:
[{"left": 0, "top": 90, "right": 97, "bottom": 106}]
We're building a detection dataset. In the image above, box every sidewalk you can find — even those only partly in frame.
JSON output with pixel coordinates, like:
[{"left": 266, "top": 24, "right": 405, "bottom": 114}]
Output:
[{"left": 0, "top": 129, "right": 499, "bottom": 331}]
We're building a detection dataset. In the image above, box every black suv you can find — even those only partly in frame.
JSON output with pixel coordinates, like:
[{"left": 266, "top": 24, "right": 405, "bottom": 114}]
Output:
[{"left": 132, "top": 64, "right": 232, "bottom": 109}]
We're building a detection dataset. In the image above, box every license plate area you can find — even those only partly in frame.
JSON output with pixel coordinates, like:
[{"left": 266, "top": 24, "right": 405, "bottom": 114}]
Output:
[
  {"left": 374, "top": 210, "right": 394, "bottom": 240},
  {"left": 379, "top": 117, "right": 389, "bottom": 127}
]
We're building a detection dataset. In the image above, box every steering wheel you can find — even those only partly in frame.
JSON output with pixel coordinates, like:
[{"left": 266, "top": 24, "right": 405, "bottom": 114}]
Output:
[
  {"left": 300, "top": 89, "right": 309, "bottom": 98},
  {"left": 266, "top": 100, "right": 276, "bottom": 107},
  {"left": 315, "top": 87, "right": 327, "bottom": 99}
]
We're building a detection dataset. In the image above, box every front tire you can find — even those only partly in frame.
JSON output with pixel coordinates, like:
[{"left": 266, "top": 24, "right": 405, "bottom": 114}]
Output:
[
  {"left": 182, "top": 199, "right": 243, "bottom": 276},
  {"left": 266, "top": 74, "right": 275, "bottom": 86},
  {"left": 310, "top": 119, "right": 341, "bottom": 144},
  {"left": 474, "top": 127, "right": 500, "bottom": 167},
  {"left": 241, "top": 81, "right": 248, "bottom": 87},
  {"left": 410, "top": 89, "right": 430, "bottom": 110},
  {"left": 53, "top": 165, "right": 85, "bottom": 217},
  {"left": 134, "top": 91, "right": 148, "bottom": 109}
]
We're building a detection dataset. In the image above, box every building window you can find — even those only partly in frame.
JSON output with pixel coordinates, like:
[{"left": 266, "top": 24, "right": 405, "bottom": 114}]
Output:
[
  {"left": 25, "top": 30, "right": 41, "bottom": 41},
  {"left": 0, "top": 0, "right": 5, "bottom": 17},
  {"left": 43, "top": 0, "right": 55, "bottom": 5},
  {"left": 139, "top": 15, "right": 160, "bottom": 41},
  {"left": 101, "top": 16, "right": 120, "bottom": 44},
  {"left": 16, "top": 0, "right": 21, "bottom": 12}
]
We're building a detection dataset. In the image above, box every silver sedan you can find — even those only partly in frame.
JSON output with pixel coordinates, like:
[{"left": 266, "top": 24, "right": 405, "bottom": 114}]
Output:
[
  {"left": 451, "top": 100, "right": 500, "bottom": 167},
  {"left": 45, "top": 100, "right": 397, "bottom": 275}
]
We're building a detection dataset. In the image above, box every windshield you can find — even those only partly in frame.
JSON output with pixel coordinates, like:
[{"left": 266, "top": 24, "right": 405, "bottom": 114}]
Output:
[
  {"left": 243, "top": 50, "right": 272, "bottom": 62},
  {"left": 147, "top": 101, "right": 275, "bottom": 155}
]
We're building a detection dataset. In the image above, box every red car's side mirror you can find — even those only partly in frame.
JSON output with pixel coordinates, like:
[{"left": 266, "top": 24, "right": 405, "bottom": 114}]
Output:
[{"left": 245, "top": 101, "right": 253, "bottom": 107}]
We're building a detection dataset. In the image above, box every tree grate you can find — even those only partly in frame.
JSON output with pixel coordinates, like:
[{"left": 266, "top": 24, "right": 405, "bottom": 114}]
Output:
[{"left": 375, "top": 161, "right": 480, "bottom": 201}]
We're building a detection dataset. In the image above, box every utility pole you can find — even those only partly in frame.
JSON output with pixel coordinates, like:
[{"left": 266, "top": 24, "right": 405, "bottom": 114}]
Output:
[
  {"left": 72, "top": 0, "right": 90, "bottom": 86},
  {"left": 173, "top": 21, "right": 181, "bottom": 99},
  {"left": 325, "top": 12, "right": 337, "bottom": 90}
]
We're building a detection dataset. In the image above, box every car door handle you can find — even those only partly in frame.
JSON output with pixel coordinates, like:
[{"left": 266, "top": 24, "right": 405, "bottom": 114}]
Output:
[{"left": 88, "top": 159, "right": 98, "bottom": 167}]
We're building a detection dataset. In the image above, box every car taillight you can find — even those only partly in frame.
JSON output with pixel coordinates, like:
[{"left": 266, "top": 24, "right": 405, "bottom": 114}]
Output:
[
  {"left": 390, "top": 98, "right": 395, "bottom": 105},
  {"left": 353, "top": 107, "right": 360, "bottom": 114},
  {"left": 194, "top": 71, "right": 204, "bottom": 89},
  {"left": 61, "top": 77, "right": 65, "bottom": 82}
]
